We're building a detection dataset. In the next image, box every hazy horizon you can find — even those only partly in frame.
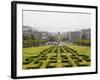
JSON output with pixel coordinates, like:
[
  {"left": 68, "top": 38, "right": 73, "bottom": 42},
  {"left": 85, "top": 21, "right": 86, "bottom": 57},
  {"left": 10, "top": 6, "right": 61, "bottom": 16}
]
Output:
[{"left": 23, "top": 10, "right": 91, "bottom": 32}]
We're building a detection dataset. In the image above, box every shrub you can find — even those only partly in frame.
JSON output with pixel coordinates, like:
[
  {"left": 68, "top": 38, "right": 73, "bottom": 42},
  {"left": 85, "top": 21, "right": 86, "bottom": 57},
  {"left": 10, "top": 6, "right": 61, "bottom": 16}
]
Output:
[
  {"left": 74, "top": 39, "right": 91, "bottom": 46},
  {"left": 23, "top": 57, "right": 34, "bottom": 64}
]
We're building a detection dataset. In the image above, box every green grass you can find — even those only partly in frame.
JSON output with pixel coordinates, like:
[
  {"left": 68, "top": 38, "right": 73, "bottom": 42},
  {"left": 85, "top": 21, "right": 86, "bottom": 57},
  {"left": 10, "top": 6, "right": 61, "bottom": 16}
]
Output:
[
  {"left": 22, "top": 44, "right": 91, "bottom": 69},
  {"left": 22, "top": 45, "right": 52, "bottom": 66},
  {"left": 66, "top": 44, "right": 91, "bottom": 66},
  {"left": 23, "top": 45, "right": 52, "bottom": 56},
  {"left": 67, "top": 44, "right": 90, "bottom": 56}
]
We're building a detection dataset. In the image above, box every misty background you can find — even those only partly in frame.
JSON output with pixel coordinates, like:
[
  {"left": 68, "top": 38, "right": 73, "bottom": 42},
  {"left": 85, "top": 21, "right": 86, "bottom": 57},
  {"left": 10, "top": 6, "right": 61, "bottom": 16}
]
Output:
[{"left": 23, "top": 10, "right": 91, "bottom": 32}]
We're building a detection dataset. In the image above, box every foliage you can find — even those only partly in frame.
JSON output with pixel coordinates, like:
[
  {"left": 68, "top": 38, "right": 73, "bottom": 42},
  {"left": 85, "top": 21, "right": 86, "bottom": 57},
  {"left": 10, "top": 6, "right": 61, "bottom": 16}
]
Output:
[
  {"left": 23, "top": 39, "right": 48, "bottom": 48},
  {"left": 74, "top": 39, "right": 91, "bottom": 46}
]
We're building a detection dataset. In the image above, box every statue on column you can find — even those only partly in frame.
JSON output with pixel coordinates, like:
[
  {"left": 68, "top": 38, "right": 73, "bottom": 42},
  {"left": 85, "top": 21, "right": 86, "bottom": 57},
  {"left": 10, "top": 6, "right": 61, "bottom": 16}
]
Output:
[{"left": 57, "top": 32, "right": 60, "bottom": 44}]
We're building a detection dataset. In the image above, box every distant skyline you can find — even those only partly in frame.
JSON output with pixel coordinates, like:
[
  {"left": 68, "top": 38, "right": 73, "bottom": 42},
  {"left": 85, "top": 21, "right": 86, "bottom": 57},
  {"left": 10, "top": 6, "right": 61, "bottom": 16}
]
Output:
[{"left": 23, "top": 10, "right": 91, "bottom": 32}]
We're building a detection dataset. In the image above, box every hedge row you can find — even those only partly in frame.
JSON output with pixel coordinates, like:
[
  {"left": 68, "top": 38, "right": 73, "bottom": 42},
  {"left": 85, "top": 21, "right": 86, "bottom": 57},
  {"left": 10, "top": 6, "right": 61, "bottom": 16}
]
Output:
[{"left": 23, "top": 39, "right": 47, "bottom": 48}]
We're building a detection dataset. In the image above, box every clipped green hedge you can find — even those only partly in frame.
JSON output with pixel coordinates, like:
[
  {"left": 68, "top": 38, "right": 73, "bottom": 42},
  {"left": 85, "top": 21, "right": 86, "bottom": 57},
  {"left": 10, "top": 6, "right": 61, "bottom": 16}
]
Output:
[{"left": 23, "top": 39, "right": 48, "bottom": 48}]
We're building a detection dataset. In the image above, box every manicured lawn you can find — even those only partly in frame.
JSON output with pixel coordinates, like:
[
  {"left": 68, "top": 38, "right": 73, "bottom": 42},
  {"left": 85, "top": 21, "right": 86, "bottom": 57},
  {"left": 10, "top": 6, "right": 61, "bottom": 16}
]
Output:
[
  {"left": 23, "top": 45, "right": 52, "bottom": 56},
  {"left": 22, "top": 45, "right": 52, "bottom": 65},
  {"left": 22, "top": 44, "right": 91, "bottom": 69},
  {"left": 67, "top": 44, "right": 90, "bottom": 57}
]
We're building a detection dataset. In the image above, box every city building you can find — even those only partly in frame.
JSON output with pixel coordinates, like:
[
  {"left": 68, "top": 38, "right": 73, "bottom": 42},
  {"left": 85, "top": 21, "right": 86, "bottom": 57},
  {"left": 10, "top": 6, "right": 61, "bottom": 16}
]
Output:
[
  {"left": 66, "top": 28, "right": 91, "bottom": 42},
  {"left": 41, "top": 31, "right": 48, "bottom": 40},
  {"left": 66, "top": 31, "right": 81, "bottom": 42},
  {"left": 81, "top": 29, "right": 91, "bottom": 40}
]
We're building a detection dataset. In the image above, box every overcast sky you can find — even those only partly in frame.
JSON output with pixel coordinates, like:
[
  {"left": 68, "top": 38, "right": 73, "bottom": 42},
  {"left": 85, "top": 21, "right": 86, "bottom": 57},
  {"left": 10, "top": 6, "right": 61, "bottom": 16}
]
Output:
[{"left": 23, "top": 10, "right": 91, "bottom": 32}]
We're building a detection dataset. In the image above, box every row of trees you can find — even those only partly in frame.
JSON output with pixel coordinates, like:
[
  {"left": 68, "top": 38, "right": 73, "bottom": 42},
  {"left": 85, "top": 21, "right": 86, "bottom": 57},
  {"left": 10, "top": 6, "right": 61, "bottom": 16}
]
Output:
[
  {"left": 73, "top": 39, "right": 91, "bottom": 46},
  {"left": 23, "top": 39, "right": 47, "bottom": 48},
  {"left": 75, "top": 33, "right": 91, "bottom": 46},
  {"left": 23, "top": 34, "right": 48, "bottom": 48}
]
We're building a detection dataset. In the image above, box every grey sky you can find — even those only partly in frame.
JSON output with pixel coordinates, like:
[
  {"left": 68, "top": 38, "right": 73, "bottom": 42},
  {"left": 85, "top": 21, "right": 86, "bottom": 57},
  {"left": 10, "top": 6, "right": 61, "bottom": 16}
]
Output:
[{"left": 23, "top": 10, "right": 91, "bottom": 32}]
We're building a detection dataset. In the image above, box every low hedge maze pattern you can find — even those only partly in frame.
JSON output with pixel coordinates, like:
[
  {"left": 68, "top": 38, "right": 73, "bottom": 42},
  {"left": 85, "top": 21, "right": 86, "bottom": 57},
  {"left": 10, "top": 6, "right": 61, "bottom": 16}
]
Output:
[{"left": 23, "top": 46, "right": 91, "bottom": 69}]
